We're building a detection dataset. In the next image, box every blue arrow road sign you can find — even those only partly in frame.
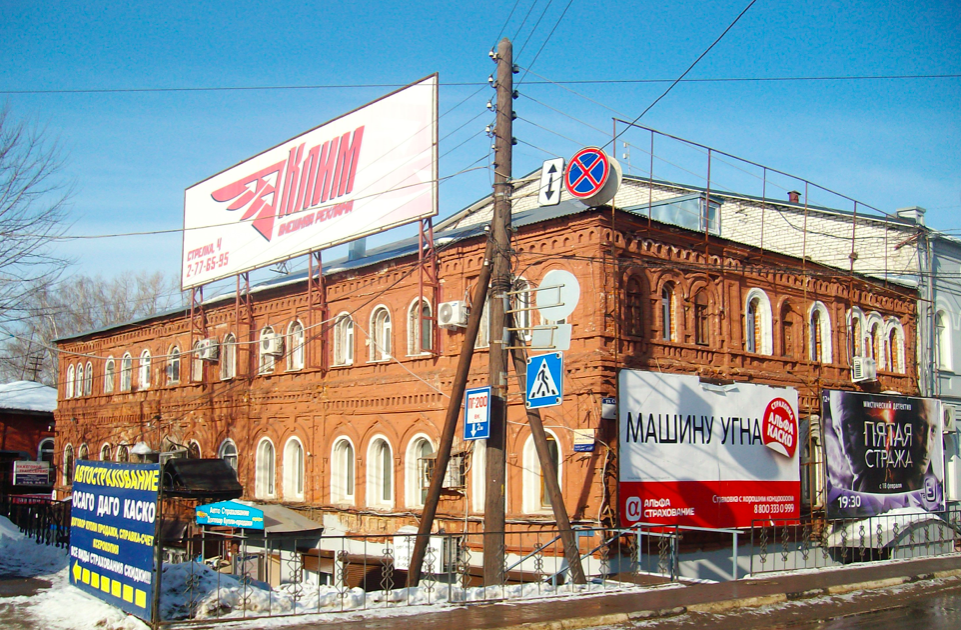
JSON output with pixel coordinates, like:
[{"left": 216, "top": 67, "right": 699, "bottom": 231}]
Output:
[
  {"left": 526, "top": 352, "right": 564, "bottom": 409},
  {"left": 464, "top": 386, "right": 491, "bottom": 440}
]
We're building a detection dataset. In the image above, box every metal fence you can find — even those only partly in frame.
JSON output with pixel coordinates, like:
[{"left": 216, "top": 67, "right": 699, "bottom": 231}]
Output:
[
  {"left": 0, "top": 494, "right": 71, "bottom": 548},
  {"left": 750, "top": 508, "right": 961, "bottom": 575}
]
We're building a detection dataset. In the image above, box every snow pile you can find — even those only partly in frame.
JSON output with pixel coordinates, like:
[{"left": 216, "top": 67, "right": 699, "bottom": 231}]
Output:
[
  {"left": 157, "top": 560, "right": 650, "bottom": 621},
  {"left": 0, "top": 515, "right": 68, "bottom": 577}
]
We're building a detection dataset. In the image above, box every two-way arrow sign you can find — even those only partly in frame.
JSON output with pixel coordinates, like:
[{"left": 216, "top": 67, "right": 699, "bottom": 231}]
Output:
[{"left": 538, "top": 158, "right": 564, "bottom": 206}]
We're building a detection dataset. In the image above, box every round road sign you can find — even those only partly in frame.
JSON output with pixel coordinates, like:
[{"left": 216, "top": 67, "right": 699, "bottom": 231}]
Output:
[{"left": 564, "top": 147, "right": 611, "bottom": 199}]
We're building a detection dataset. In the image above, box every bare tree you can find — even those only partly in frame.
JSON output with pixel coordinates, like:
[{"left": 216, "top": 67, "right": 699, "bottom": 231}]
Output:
[
  {"left": 0, "top": 271, "right": 184, "bottom": 385},
  {"left": 0, "top": 105, "right": 72, "bottom": 326}
]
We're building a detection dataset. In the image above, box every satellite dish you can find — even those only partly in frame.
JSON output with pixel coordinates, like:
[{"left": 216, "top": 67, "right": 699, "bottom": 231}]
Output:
[{"left": 536, "top": 269, "right": 580, "bottom": 321}]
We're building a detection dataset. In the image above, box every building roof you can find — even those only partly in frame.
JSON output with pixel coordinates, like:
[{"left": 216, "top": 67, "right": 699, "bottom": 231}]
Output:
[{"left": 0, "top": 381, "right": 57, "bottom": 413}]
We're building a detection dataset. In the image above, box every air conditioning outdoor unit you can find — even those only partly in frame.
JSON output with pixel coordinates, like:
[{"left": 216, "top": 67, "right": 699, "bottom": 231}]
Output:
[
  {"left": 851, "top": 357, "right": 877, "bottom": 383},
  {"left": 944, "top": 405, "right": 957, "bottom": 433},
  {"left": 437, "top": 301, "right": 469, "bottom": 329},
  {"left": 261, "top": 332, "right": 284, "bottom": 356},
  {"left": 198, "top": 338, "right": 220, "bottom": 361}
]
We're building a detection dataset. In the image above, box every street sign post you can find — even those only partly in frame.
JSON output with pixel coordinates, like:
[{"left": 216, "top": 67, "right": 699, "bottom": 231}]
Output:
[
  {"left": 526, "top": 352, "right": 564, "bottom": 409},
  {"left": 464, "top": 386, "right": 491, "bottom": 440}
]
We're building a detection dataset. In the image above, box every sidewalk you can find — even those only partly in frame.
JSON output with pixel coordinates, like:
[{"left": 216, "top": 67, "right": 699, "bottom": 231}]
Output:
[{"left": 280, "top": 555, "right": 961, "bottom": 630}]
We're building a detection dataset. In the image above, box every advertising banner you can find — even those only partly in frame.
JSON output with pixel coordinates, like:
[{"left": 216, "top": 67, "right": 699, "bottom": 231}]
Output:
[
  {"left": 69, "top": 461, "right": 160, "bottom": 622},
  {"left": 182, "top": 74, "right": 438, "bottom": 289},
  {"left": 822, "top": 390, "right": 943, "bottom": 519},
  {"left": 196, "top": 500, "right": 264, "bottom": 529},
  {"left": 13, "top": 460, "right": 50, "bottom": 486},
  {"left": 618, "top": 371, "right": 800, "bottom": 528}
]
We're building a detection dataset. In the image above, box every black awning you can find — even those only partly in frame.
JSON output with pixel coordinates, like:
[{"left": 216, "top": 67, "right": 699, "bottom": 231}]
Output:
[{"left": 162, "top": 458, "right": 243, "bottom": 501}]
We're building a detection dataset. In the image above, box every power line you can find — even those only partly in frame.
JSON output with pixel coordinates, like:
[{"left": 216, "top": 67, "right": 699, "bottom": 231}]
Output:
[{"left": 3, "top": 74, "right": 957, "bottom": 96}]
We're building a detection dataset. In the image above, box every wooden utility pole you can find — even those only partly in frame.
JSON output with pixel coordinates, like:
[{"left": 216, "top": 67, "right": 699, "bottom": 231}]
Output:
[{"left": 483, "top": 36, "right": 514, "bottom": 586}]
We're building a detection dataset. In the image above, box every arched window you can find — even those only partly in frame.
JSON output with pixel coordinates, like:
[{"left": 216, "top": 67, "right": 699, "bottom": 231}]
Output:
[
  {"left": 367, "top": 437, "right": 394, "bottom": 507},
  {"left": 104, "top": 357, "right": 116, "bottom": 394},
  {"left": 369, "top": 307, "right": 392, "bottom": 361},
  {"left": 407, "top": 299, "right": 433, "bottom": 355},
  {"left": 333, "top": 314, "right": 355, "bottom": 366},
  {"left": 287, "top": 321, "right": 305, "bottom": 371},
  {"left": 38, "top": 438, "right": 54, "bottom": 463},
  {"left": 866, "top": 314, "right": 883, "bottom": 366},
  {"left": 116, "top": 444, "right": 129, "bottom": 463},
  {"left": 936, "top": 310, "right": 952, "bottom": 371},
  {"left": 255, "top": 438, "right": 275, "bottom": 499},
  {"left": 475, "top": 295, "right": 491, "bottom": 349},
  {"left": 693, "top": 290, "right": 709, "bottom": 346},
  {"left": 744, "top": 288, "right": 773, "bottom": 355},
  {"left": 63, "top": 445, "right": 74, "bottom": 485},
  {"left": 187, "top": 441, "right": 201, "bottom": 459},
  {"left": 624, "top": 276, "right": 644, "bottom": 337},
  {"left": 523, "top": 431, "right": 561, "bottom": 513},
  {"left": 512, "top": 277, "right": 532, "bottom": 342},
  {"left": 78, "top": 443, "right": 89, "bottom": 461},
  {"left": 283, "top": 437, "right": 305, "bottom": 501},
  {"left": 406, "top": 435, "right": 434, "bottom": 507},
  {"left": 83, "top": 361, "right": 93, "bottom": 396},
  {"left": 259, "top": 326, "right": 278, "bottom": 374},
  {"left": 885, "top": 319, "right": 906, "bottom": 374},
  {"left": 781, "top": 302, "right": 802, "bottom": 358},
  {"left": 100, "top": 443, "right": 111, "bottom": 461},
  {"left": 848, "top": 308, "right": 866, "bottom": 359},
  {"left": 191, "top": 341, "right": 204, "bottom": 382},
  {"left": 218, "top": 439, "right": 238, "bottom": 472},
  {"left": 120, "top": 354, "right": 133, "bottom": 392},
  {"left": 809, "top": 302, "right": 833, "bottom": 364},
  {"left": 138, "top": 350, "right": 151, "bottom": 389},
  {"left": 220, "top": 334, "right": 236, "bottom": 380},
  {"left": 75, "top": 363, "right": 84, "bottom": 398},
  {"left": 331, "top": 438, "right": 355, "bottom": 503},
  {"left": 661, "top": 283, "right": 676, "bottom": 341},
  {"left": 65, "top": 364, "right": 75, "bottom": 399},
  {"left": 167, "top": 347, "right": 181, "bottom": 384}
]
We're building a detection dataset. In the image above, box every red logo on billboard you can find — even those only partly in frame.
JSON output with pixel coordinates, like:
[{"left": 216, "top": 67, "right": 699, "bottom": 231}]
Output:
[
  {"left": 762, "top": 398, "right": 797, "bottom": 458},
  {"left": 210, "top": 126, "right": 365, "bottom": 242}
]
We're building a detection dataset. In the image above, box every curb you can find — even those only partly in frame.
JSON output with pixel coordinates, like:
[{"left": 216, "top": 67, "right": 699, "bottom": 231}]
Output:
[{"left": 490, "top": 569, "right": 961, "bottom": 630}]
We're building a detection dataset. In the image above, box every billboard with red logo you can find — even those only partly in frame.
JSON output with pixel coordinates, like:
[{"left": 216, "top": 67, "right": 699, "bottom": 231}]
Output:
[
  {"left": 821, "top": 390, "right": 943, "bottom": 519},
  {"left": 618, "top": 371, "right": 800, "bottom": 528},
  {"left": 182, "top": 75, "right": 438, "bottom": 289}
]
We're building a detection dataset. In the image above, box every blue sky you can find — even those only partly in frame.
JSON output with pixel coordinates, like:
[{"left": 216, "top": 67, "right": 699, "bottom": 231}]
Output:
[{"left": 2, "top": 0, "right": 958, "bottom": 289}]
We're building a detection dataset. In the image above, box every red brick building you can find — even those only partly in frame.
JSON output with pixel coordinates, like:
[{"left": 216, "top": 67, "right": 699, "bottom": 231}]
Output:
[
  {"left": 53, "top": 174, "right": 919, "bottom": 533},
  {"left": 0, "top": 380, "right": 56, "bottom": 492}
]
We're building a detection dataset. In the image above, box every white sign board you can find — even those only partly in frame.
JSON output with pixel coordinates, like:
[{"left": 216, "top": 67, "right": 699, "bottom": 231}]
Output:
[
  {"left": 537, "top": 158, "right": 564, "bottom": 206},
  {"left": 182, "top": 75, "right": 438, "bottom": 289},
  {"left": 618, "top": 370, "right": 800, "bottom": 528}
]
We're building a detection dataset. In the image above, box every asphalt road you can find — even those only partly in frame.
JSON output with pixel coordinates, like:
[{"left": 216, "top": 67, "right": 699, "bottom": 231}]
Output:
[{"left": 605, "top": 576, "right": 961, "bottom": 630}]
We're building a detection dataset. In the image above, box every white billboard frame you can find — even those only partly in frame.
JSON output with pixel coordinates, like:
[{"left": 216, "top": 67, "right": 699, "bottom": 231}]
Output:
[{"left": 181, "top": 74, "right": 438, "bottom": 290}]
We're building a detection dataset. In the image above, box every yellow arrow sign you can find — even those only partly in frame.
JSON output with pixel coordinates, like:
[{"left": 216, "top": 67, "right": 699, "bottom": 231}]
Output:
[{"left": 72, "top": 560, "right": 82, "bottom": 583}]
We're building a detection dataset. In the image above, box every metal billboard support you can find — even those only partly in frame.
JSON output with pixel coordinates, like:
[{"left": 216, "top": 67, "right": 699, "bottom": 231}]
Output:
[{"left": 307, "top": 251, "right": 329, "bottom": 371}]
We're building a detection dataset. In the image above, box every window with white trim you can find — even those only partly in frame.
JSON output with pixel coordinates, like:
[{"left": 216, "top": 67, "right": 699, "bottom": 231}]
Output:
[
  {"left": 191, "top": 341, "right": 203, "bottom": 382},
  {"left": 331, "top": 438, "right": 355, "bottom": 503},
  {"left": 100, "top": 443, "right": 111, "bottom": 461},
  {"left": 369, "top": 307, "right": 392, "bottom": 361},
  {"left": 744, "top": 288, "right": 773, "bottom": 355},
  {"left": 406, "top": 435, "right": 434, "bottom": 507},
  {"left": 65, "top": 365, "right": 75, "bottom": 399},
  {"left": 849, "top": 308, "right": 866, "bottom": 358},
  {"left": 512, "top": 277, "right": 533, "bottom": 342},
  {"left": 937, "top": 310, "right": 952, "bottom": 372},
  {"left": 63, "top": 445, "right": 74, "bottom": 485},
  {"left": 219, "top": 439, "right": 238, "bottom": 472},
  {"left": 167, "top": 347, "right": 180, "bottom": 384},
  {"left": 259, "top": 326, "right": 278, "bottom": 374},
  {"left": 283, "top": 437, "right": 305, "bottom": 501},
  {"left": 38, "top": 438, "right": 54, "bottom": 463},
  {"left": 83, "top": 361, "right": 93, "bottom": 396},
  {"left": 333, "top": 313, "right": 355, "bottom": 366},
  {"left": 221, "top": 334, "right": 236, "bottom": 380},
  {"left": 809, "top": 302, "right": 833, "bottom": 364},
  {"left": 885, "top": 318, "right": 906, "bottom": 373},
  {"left": 367, "top": 437, "right": 394, "bottom": 507},
  {"left": 120, "top": 354, "right": 133, "bottom": 392},
  {"left": 255, "top": 438, "right": 275, "bottom": 499},
  {"left": 138, "top": 350, "right": 151, "bottom": 389},
  {"left": 475, "top": 296, "right": 491, "bottom": 349},
  {"left": 661, "top": 283, "right": 676, "bottom": 341},
  {"left": 75, "top": 363, "right": 83, "bottom": 397},
  {"left": 522, "top": 431, "right": 561, "bottom": 513},
  {"left": 287, "top": 321, "right": 305, "bottom": 371},
  {"left": 407, "top": 298, "right": 433, "bottom": 355},
  {"left": 104, "top": 358, "right": 115, "bottom": 394}
]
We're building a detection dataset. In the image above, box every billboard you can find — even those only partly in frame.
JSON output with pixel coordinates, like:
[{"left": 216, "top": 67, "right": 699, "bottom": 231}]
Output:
[
  {"left": 618, "top": 371, "right": 800, "bottom": 528},
  {"left": 822, "top": 390, "right": 943, "bottom": 519},
  {"left": 182, "top": 75, "right": 438, "bottom": 289},
  {"left": 69, "top": 461, "right": 160, "bottom": 622},
  {"left": 13, "top": 460, "right": 50, "bottom": 486},
  {"left": 196, "top": 500, "right": 264, "bottom": 529}
]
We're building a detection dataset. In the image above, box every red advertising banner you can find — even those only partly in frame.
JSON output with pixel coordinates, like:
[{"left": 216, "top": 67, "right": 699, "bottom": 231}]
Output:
[{"left": 618, "top": 371, "right": 800, "bottom": 529}]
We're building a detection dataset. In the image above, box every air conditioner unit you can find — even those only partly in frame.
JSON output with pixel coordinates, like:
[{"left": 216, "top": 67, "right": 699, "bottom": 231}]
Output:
[
  {"left": 851, "top": 357, "right": 877, "bottom": 383},
  {"left": 261, "top": 332, "right": 284, "bottom": 356},
  {"left": 159, "top": 449, "right": 187, "bottom": 465},
  {"left": 944, "top": 405, "right": 957, "bottom": 433},
  {"left": 437, "top": 301, "right": 468, "bottom": 329},
  {"left": 198, "top": 338, "right": 220, "bottom": 361}
]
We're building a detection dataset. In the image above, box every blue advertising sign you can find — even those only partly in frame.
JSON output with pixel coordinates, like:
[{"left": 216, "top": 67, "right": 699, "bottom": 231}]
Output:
[
  {"left": 196, "top": 500, "right": 265, "bottom": 529},
  {"left": 69, "top": 461, "right": 160, "bottom": 623},
  {"left": 464, "top": 386, "right": 491, "bottom": 441},
  {"left": 526, "top": 352, "right": 564, "bottom": 409}
]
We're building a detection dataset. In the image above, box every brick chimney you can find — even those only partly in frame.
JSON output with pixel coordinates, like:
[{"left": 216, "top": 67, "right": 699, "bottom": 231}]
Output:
[{"left": 787, "top": 191, "right": 801, "bottom": 203}]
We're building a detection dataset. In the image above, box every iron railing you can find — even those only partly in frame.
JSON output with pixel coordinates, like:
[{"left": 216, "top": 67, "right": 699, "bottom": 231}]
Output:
[{"left": 0, "top": 494, "right": 71, "bottom": 548}]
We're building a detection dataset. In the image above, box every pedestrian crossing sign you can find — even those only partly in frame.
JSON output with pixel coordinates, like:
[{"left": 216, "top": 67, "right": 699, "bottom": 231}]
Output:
[{"left": 526, "top": 352, "right": 563, "bottom": 409}]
